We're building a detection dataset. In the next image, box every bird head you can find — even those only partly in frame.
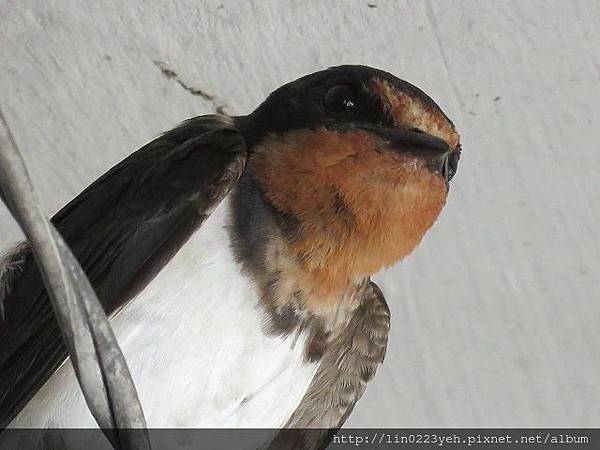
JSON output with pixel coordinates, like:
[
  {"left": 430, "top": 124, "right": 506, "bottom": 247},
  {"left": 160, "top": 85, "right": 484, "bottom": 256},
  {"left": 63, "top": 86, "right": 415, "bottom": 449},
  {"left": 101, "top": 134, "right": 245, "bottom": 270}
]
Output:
[{"left": 236, "top": 65, "right": 461, "bottom": 297}]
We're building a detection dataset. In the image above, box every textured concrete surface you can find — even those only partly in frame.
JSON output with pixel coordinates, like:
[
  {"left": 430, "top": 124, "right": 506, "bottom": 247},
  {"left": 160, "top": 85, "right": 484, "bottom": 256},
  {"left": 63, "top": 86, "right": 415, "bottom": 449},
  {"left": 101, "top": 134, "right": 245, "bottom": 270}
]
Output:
[{"left": 1, "top": 0, "right": 599, "bottom": 427}]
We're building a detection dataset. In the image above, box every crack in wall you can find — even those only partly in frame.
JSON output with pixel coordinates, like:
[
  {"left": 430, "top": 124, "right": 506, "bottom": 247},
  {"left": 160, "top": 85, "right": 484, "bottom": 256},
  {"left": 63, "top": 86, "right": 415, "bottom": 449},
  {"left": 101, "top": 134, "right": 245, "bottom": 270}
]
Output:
[{"left": 153, "top": 61, "right": 228, "bottom": 115}]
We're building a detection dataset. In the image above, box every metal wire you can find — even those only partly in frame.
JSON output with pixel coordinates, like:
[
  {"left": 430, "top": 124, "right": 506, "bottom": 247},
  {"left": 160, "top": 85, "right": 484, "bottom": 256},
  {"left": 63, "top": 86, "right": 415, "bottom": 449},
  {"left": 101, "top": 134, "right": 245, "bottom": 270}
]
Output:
[{"left": 0, "top": 108, "right": 150, "bottom": 450}]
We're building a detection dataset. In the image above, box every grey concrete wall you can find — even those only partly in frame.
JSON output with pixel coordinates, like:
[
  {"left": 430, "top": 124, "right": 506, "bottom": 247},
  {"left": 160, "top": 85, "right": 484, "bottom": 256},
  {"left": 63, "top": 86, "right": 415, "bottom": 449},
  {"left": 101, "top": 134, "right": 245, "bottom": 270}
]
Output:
[{"left": 1, "top": 0, "right": 599, "bottom": 427}]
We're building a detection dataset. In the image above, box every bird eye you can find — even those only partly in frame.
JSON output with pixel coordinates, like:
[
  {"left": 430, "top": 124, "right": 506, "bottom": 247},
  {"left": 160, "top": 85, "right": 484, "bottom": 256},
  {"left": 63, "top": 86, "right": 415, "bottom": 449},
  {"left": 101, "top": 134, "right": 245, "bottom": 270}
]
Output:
[{"left": 323, "top": 85, "right": 356, "bottom": 113}]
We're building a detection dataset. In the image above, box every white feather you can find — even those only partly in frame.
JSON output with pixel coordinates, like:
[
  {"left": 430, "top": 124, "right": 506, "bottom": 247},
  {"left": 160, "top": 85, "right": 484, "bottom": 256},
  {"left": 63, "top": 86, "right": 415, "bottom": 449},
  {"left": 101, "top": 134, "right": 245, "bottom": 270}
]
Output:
[{"left": 8, "top": 195, "right": 319, "bottom": 433}]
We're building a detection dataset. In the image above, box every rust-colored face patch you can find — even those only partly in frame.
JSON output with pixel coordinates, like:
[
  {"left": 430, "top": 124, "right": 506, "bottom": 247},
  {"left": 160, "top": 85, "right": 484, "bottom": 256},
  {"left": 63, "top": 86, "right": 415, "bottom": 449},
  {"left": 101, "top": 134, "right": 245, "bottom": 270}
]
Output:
[
  {"left": 372, "top": 78, "right": 460, "bottom": 149},
  {"left": 249, "top": 127, "right": 448, "bottom": 302}
]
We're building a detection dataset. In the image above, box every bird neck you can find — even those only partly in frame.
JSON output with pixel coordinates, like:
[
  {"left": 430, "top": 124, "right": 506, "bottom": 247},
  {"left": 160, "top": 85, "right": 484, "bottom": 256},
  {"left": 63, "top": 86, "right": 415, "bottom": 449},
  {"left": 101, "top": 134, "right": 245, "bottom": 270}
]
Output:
[{"left": 229, "top": 174, "right": 366, "bottom": 320}]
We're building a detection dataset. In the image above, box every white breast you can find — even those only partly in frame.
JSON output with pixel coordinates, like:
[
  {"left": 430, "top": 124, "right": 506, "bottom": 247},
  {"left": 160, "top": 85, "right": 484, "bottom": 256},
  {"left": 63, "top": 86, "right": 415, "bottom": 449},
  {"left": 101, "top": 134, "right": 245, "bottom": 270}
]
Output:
[{"left": 8, "top": 195, "right": 319, "bottom": 432}]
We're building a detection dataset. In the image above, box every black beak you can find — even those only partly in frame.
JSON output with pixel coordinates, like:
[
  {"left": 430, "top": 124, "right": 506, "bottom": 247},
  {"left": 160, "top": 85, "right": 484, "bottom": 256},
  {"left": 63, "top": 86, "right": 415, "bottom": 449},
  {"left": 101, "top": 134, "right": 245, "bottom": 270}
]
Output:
[
  {"left": 385, "top": 129, "right": 450, "bottom": 155},
  {"left": 444, "top": 144, "right": 461, "bottom": 183},
  {"left": 380, "top": 128, "right": 454, "bottom": 182},
  {"left": 356, "top": 125, "right": 460, "bottom": 185}
]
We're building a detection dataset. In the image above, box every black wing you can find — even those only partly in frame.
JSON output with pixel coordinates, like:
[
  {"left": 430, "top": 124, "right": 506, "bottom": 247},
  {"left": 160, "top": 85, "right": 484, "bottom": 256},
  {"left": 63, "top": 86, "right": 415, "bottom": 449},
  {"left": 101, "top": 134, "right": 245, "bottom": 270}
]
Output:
[{"left": 0, "top": 115, "right": 247, "bottom": 427}]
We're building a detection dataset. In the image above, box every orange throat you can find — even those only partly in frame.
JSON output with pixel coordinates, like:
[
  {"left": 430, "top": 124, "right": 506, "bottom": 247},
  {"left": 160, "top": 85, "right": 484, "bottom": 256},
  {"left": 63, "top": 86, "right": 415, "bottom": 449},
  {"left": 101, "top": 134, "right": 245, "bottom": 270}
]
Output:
[{"left": 249, "top": 128, "right": 448, "bottom": 302}]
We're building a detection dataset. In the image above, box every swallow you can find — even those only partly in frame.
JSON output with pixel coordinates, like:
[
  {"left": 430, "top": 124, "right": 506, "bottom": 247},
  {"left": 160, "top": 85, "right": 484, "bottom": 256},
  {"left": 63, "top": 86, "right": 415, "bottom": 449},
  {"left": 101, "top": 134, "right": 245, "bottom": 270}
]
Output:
[{"left": 0, "top": 65, "right": 460, "bottom": 447}]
